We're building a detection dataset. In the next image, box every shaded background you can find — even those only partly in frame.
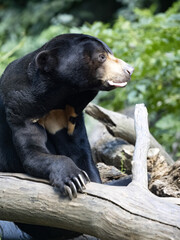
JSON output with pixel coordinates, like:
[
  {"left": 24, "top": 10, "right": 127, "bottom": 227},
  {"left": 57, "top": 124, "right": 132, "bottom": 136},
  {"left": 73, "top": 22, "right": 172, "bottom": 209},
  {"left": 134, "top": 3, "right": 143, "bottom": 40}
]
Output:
[{"left": 0, "top": 0, "right": 179, "bottom": 159}]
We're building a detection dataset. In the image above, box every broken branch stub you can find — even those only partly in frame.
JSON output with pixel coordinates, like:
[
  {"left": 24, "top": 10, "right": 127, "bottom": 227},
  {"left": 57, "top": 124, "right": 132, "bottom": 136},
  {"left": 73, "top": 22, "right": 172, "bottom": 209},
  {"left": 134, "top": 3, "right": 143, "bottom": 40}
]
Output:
[{"left": 131, "top": 104, "right": 150, "bottom": 188}]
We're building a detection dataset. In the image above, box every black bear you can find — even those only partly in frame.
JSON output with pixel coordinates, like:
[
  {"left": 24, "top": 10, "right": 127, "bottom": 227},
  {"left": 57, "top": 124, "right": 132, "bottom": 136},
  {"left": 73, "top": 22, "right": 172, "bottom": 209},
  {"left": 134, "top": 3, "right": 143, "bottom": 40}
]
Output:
[{"left": 0, "top": 34, "right": 134, "bottom": 239}]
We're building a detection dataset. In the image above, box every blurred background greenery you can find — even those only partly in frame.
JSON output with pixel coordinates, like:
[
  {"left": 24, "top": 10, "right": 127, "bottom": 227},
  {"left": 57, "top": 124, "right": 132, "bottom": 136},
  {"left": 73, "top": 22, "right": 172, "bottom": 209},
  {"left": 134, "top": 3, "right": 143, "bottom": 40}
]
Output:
[{"left": 0, "top": 0, "right": 180, "bottom": 159}]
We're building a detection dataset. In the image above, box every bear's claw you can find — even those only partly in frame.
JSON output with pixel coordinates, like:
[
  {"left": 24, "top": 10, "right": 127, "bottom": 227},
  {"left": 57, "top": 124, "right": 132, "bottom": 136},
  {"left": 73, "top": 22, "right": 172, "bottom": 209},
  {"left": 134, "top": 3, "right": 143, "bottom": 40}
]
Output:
[
  {"left": 78, "top": 174, "right": 86, "bottom": 189},
  {"left": 64, "top": 185, "right": 74, "bottom": 200},
  {"left": 64, "top": 171, "right": 90, "bottom": 199},
  {"left": 82, "top": 170, "right": 91, "bottom": 182},
  {"left": 73, "top": 177, "right": 84, "bottom": 193}
]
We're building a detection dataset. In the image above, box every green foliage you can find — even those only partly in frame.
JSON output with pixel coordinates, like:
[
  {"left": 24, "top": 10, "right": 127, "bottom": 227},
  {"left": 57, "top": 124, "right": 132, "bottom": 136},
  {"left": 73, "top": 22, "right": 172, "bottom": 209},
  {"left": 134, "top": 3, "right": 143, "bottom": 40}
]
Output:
[
  {"left": 0, "top": 2, "right": 179, "bottom": 159},
  {"left": 71, "top": 2, "right": 180, "bottom": 159}
]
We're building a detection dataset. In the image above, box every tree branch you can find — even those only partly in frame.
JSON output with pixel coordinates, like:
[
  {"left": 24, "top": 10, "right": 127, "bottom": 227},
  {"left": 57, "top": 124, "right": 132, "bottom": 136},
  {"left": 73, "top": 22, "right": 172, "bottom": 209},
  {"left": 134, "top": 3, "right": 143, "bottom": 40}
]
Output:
[
  {"left": 85, "top": 103, "right": 174, "bottom": 165},
  {"left": 131, "top": 104, "right": 150, "bottom": 188}
]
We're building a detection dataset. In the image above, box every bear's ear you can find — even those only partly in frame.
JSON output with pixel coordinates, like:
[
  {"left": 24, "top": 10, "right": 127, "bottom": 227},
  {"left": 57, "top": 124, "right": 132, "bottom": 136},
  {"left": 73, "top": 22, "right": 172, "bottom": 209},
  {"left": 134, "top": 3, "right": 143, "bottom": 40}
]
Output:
[{"left": 35, "top": 50, "right": 57, "bottom": 72}]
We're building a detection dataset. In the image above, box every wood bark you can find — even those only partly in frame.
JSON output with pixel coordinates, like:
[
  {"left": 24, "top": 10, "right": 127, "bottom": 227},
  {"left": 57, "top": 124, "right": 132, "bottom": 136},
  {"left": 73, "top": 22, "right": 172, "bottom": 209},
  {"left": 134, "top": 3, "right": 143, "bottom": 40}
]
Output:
[
  {"left": 0, "top": 104, "right": 180, "bottom": 240},
  {"left": 149, "top": 159, "right": 180, "bottom": 198},
  {"left": 85, "top": 103, "right": 174, "bottom": 165},
  {"left": 131, "top": 104, "right": 150, "bottom": 188}
]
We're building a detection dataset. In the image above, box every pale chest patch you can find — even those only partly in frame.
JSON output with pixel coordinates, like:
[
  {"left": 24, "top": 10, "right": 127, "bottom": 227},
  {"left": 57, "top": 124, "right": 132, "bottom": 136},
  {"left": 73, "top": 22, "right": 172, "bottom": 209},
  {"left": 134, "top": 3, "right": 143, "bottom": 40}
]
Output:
[{"left": 32, "top": 105, "right": 77, "bottom": 135}]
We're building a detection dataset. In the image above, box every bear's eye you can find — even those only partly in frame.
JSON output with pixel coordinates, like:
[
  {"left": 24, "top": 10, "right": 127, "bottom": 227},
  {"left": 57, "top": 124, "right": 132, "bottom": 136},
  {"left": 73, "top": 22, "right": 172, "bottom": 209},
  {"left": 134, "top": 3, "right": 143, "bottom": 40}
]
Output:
[{"left": 98, "top": 54, "right": 106, "bottom": 63}]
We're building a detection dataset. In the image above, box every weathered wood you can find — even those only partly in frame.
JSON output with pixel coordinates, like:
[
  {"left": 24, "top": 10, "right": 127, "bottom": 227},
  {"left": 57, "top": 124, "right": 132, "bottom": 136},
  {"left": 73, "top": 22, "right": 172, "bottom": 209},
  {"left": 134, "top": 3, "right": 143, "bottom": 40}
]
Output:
[
  {"left": 85, "top": 103, "right": 174, "bottom": 165},
  {"left": 0, "top": 175, "right": 180, "bottom": 240},
  {"left": 0, "top": 104, "right": 179, "bottom": 240},
  {"left": 149, "top": 159, "right": 180, "bottom": 198},
  {"left": 131, "top": 104, "right": 150, "bottom": 188}
]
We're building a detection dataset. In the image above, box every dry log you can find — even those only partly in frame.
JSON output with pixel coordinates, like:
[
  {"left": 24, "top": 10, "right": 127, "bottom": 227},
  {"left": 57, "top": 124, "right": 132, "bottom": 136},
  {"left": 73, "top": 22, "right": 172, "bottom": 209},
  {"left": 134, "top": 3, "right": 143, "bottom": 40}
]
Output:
[
  {"left": 0, "top": 104, "right": 180, "bottom": 240},
  {"left": 97, "top": 162, "right": 126, "bottom": 183},
  {"left": 90, "top": 125, "right": 135, "bottom": 174},
  {"left": 0, "top": 174, "right": 180, "bottom": 240},
  {"left": 85, "top": 103, "right": 174, "bottom": 165},
  {"left": 149, "top": 159, "right": 180, "bottom": 198},
  {"left": 131, "top": 104, "right": 150, "bottom": 188}
]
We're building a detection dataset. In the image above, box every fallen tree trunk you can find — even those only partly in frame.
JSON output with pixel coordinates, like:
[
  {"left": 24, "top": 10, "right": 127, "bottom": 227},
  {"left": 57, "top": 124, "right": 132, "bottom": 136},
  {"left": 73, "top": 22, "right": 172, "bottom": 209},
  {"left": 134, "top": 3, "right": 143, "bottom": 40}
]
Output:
[
  {"left": 85, "top": 103, "right": 174, "bottom": 165},
  {"left": 0, "top": 104, "right": 180, "bottom": 240}
]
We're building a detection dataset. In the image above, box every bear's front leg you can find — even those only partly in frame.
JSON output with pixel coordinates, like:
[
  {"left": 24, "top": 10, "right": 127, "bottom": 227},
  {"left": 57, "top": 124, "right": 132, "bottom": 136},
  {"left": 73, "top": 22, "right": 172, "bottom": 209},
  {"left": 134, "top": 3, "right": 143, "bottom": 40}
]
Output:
[
  {"left": 9, "top": 120, "right": 89, "bottom": 199},
  {"left": 43, "top": 110, "right": 102, "bottom": 184},
  {"left": 49, "top": 157, "right": 90, "bottom": 199}
]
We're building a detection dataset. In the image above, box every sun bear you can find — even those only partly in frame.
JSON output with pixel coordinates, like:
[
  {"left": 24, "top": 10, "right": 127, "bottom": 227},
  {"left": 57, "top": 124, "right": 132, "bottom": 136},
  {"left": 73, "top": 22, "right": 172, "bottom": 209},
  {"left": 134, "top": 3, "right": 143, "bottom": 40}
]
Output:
[{"left": 0, "top": 34, "right": 134, "bottom": 239}]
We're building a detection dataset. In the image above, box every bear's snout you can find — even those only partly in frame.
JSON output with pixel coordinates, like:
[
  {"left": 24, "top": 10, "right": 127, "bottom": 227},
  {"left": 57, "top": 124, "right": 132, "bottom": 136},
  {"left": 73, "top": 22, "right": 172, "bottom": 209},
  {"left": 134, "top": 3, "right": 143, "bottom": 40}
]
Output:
[
  {"left": 124, "top": 64, "right": 134, "bottom": 76},
  {"left": 96, "top": 53, "right": 134, "bottom": 89}
]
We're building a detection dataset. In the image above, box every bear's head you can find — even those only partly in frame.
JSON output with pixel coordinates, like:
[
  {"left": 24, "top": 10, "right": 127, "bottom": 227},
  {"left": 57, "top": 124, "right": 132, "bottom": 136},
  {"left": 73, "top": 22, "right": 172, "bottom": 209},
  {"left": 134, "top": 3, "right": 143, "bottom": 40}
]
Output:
[{"left": 35, "top": 34, "right": 134, "bottom": 92}]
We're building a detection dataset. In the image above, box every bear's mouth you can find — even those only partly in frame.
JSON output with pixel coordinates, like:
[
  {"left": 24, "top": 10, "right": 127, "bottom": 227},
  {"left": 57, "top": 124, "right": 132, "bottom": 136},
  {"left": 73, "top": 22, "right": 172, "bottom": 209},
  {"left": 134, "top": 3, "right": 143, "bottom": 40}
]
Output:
[{"left": 107, "top": 80, "right": 128, "bottom": 88}]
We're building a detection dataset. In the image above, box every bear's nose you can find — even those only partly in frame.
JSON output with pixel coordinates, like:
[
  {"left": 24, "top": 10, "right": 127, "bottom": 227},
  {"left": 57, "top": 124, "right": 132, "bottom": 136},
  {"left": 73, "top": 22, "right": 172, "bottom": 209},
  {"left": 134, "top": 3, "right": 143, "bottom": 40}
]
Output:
[{"left": 125, "top": 65, "right": 134, "bottom": 76}]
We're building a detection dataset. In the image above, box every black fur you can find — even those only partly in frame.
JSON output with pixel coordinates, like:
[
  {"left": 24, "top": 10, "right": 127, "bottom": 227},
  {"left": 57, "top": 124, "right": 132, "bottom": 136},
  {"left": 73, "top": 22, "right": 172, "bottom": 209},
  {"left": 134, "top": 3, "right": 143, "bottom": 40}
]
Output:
[{"left": 0, "top": 34, "right": 132, "bottom": 239}]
